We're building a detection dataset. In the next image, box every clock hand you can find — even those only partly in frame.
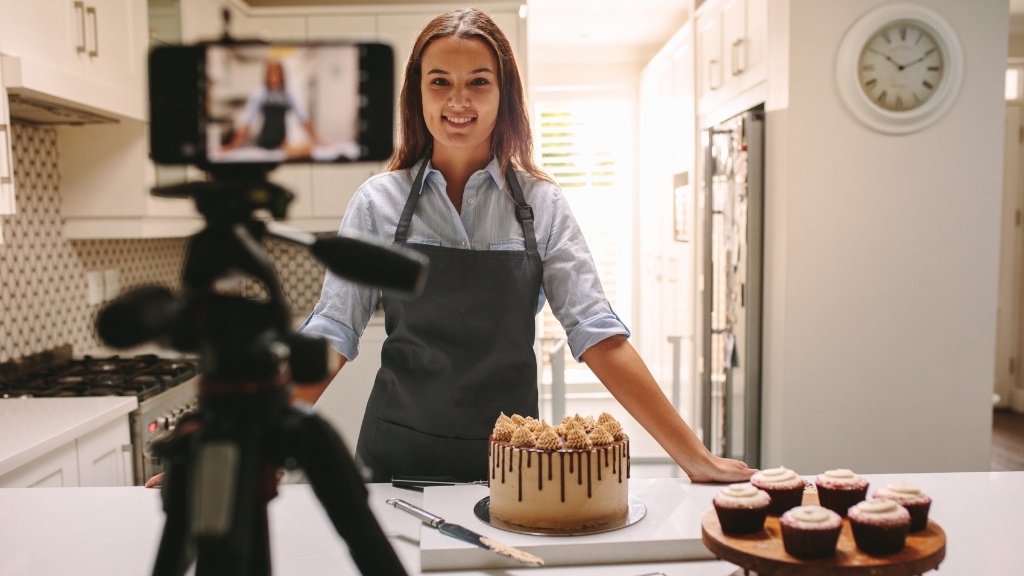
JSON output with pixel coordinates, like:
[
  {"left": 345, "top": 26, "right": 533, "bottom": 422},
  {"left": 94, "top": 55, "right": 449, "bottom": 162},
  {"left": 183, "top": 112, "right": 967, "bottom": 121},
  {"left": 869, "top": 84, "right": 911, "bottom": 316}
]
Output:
[
  {"left": 899, "top": 53, "right": 933, "bottom": 70},
  {"left": 867, "top": 48, "right": 903, "bottom": 69}
]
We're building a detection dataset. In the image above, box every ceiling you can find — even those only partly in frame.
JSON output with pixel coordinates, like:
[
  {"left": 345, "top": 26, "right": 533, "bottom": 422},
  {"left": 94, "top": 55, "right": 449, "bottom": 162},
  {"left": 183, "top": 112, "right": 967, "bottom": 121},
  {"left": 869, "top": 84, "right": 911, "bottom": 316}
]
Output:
[{"left": 242, "top": 0, "right": 691, "bottom": 64}]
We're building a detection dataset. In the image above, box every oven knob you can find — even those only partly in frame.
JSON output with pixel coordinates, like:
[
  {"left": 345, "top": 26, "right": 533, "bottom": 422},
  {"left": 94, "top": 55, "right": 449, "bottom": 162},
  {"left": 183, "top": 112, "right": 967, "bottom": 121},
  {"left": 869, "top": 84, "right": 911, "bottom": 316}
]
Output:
[{"left": 157, "top": 417, "right": 168, "bottom": 430}]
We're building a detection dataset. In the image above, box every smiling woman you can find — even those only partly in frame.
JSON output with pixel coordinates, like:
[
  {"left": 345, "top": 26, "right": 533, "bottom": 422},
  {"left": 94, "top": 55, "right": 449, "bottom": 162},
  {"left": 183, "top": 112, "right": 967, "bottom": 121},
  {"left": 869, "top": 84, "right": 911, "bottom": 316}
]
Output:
[{"left": 297, "top": 7, "right": 753, "bottom": 486}]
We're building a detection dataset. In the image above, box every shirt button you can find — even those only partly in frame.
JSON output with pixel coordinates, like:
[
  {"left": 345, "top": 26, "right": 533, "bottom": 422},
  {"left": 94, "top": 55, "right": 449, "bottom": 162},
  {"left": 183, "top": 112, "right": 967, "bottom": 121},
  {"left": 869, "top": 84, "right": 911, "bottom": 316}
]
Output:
[
  {"left": 467, "top": 198, "right": 475, "bottom": 205},
  {"left": 477, "top": 173, "right": 484, "bottom": 178},
  {"left": 461, "top": 239, "right": 467, "bottom": 246}
]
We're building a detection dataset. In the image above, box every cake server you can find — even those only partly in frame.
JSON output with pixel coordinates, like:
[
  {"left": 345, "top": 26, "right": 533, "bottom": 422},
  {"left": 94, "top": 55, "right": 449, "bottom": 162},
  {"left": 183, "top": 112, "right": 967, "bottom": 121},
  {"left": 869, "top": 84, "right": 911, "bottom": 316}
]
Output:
[{"left": 386, "top": 498, "right": 544, "bottom": 566}]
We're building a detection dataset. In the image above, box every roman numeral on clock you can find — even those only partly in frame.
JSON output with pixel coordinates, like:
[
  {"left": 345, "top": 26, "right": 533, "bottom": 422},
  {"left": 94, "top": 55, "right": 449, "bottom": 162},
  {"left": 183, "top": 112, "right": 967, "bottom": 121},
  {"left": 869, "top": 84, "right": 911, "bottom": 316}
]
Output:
[
  {"left": 865, "top": 78, "right": 877, "bottom": 89},
  {"left": 923, "top": 80, "right": 934, "bottom": 90},
  {"left": 895, "top": 95, "right": 903, "bottom": 110},
  {"left": 927, "top": 66, "right": 940, "bottom": 71},
  {"left": 899, "top": 27, "right": 907, "bottom": 41},
  {"left": 877, "top": 90, "right": 887, "bottom": 105}
]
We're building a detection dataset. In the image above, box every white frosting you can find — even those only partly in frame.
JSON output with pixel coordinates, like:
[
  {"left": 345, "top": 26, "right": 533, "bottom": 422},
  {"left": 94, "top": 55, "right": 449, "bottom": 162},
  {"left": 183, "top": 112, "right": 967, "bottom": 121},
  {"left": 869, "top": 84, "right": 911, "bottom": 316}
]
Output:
[
  {"left": 849, "top": 498, "right": 911, "bottom": 523},
  {"left": 723, "top": 483, "right": 759, "bottom": 498},
  {"left": 858, "top": 499, "right": 898, "bottom": 514},
  {"left": 886, "top": 482, "right": 921, "bottom": 496},
  {"left": 824, "top": 469, "right": 855, "bottom": 479},
  {"left": 761, "top": 467, "right": 799, "bottom": 482},
  {"left": 789, "top": 506, "right": 830, "bottom": 523}
]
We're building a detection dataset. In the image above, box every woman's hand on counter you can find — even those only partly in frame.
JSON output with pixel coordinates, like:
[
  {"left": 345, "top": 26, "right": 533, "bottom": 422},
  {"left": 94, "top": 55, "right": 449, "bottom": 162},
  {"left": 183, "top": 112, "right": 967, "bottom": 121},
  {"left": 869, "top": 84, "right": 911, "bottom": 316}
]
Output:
[
  {"left": 145, "top": 473, "right": 164, "bottom": 488},
  {"left": 582, "top": 335, "right": 755, "bottom": 484}
]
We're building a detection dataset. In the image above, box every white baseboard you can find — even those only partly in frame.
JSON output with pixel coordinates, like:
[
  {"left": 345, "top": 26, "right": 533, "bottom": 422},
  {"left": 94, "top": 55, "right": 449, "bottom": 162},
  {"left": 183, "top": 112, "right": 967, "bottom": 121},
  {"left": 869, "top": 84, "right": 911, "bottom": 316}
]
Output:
[{"left": 1011, "top": 388, "right": 1024, "bottom": 414}]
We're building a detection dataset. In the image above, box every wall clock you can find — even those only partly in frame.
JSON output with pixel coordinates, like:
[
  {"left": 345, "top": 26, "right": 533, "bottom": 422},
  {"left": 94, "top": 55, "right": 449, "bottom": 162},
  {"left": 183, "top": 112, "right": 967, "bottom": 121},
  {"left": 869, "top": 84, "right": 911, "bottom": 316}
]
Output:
[{"left": 836, "top": 4, "right": 964, "bottom": 134}]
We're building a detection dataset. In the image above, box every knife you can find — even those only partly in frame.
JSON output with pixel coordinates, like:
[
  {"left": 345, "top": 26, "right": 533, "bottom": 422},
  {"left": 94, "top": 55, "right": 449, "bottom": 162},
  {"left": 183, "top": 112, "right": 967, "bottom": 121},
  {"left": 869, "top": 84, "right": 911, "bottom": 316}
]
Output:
[{"left": 386, "top": 498, "right": 544, "bottom": 566}]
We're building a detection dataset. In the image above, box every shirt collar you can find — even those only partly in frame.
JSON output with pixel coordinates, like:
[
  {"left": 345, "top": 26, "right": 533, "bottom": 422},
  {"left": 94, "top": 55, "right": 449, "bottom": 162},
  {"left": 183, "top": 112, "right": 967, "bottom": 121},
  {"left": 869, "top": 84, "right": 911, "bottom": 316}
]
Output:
[{"left": 419, "top": 156, "right": 506, "bottom": 194}]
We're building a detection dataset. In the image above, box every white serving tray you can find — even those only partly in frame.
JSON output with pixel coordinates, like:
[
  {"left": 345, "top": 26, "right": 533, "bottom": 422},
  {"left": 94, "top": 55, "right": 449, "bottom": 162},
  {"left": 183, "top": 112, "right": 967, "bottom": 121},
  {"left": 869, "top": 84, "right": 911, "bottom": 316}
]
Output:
[{"left": 419, "top": 478, "right": 713, "bottom": 571}]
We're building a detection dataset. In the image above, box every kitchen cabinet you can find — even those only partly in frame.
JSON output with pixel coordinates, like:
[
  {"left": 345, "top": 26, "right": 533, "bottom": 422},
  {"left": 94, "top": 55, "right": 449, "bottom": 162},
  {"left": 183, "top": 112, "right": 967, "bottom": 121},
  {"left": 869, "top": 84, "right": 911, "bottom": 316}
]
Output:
[
  {"left": 0, "top": 413, "right": 132, "bottom": 488},
  {"left": 695, "top": 0, "right": 766, "bottom": 116},
  {"left": 0, "top": 0, "right": 149, "bottom": 121}
]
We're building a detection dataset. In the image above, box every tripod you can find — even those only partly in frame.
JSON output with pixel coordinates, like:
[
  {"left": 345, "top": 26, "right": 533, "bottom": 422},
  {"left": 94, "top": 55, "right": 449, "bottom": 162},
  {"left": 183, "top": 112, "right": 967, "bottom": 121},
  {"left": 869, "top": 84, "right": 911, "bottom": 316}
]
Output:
[{"left": 98, "top": 173, "right": 422, "bottom": 576}]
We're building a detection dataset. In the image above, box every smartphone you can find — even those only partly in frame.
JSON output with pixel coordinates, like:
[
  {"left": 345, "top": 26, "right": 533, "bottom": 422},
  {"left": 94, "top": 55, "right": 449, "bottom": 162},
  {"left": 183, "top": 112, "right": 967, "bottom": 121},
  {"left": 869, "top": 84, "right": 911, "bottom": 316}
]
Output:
[{"left": 149, "top": 41, "right": 393, "bottom": 168}]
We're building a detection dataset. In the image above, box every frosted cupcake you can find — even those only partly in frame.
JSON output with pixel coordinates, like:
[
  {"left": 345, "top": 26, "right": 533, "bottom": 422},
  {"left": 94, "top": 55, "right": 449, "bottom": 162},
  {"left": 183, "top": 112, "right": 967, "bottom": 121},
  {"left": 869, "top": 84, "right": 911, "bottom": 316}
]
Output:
[
  {"left": 815, "top": 469, "right": 868, "bottom": 517},
  {"left": 751, "top": 466, "right": 805, "bottom": 516},
  {"left": 713, "top": 483, "right": 771, "bottom": 535},
  {"left": 779, "top": 505, "right": 843, "bottom": 558},
  {"left": 848, "top": 499, "right": 911, "bottom": 554},
  {"left": 873, "top": 482, "right": 932, "bottom": 532}
]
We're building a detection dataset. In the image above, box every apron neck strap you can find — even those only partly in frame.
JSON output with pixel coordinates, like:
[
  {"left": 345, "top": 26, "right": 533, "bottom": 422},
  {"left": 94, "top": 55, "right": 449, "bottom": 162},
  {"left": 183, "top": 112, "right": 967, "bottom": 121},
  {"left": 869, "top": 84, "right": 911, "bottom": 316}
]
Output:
[{"left": 394, "top": 154, "right": 538, "bottom": 251}]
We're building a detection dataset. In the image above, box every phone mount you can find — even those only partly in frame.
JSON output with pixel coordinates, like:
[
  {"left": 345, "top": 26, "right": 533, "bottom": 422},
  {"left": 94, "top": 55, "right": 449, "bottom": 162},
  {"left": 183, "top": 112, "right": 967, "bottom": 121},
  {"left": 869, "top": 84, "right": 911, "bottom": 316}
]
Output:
[{"left": 97, "top": 169, "right": 424, "bottom": 576}]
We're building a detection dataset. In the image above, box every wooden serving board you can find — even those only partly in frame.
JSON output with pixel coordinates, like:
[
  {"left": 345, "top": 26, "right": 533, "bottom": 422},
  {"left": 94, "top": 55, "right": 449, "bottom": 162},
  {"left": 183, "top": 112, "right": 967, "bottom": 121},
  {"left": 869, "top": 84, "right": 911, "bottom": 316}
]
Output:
[{"left": 701, "top": 492, "right": 945, "bottom": 576}]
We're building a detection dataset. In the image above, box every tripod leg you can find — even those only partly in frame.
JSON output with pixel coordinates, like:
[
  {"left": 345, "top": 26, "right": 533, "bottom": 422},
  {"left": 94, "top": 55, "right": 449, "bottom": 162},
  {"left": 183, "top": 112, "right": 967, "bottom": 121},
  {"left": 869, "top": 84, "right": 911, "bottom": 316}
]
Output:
[
  {"left": 281, "top": 406, "right": 408, "bottom": 576},
  {"left": 151, "top": 431, "right": 196, "bottom": 576}
]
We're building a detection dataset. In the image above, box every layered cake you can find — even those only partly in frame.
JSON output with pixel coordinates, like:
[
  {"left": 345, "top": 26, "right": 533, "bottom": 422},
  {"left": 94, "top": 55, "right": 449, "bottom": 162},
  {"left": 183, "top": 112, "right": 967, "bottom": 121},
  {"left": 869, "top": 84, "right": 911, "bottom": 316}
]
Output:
[{"left": 488, "top": 412, "right": 630, "bottom": 529}]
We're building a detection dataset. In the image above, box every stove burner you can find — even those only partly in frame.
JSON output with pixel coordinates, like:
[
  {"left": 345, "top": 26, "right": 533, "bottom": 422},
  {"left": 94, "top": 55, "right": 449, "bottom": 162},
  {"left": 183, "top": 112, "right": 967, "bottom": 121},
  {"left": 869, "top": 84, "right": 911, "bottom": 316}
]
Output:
[{"left": 0, "top": 355, "right": 198, "bottom": 400}]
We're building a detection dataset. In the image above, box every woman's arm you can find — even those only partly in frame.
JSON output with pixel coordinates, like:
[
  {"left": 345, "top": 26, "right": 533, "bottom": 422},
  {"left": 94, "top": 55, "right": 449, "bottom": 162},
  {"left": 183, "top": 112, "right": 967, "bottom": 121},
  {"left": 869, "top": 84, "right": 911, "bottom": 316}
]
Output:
[{"left": 581, "top": 335, "right": 755, "bottom": 483}]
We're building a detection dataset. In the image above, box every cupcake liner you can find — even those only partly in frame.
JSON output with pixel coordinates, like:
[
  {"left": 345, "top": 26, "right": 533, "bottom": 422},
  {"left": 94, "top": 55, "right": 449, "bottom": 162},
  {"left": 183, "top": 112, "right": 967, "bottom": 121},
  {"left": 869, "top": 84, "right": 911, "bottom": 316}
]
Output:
[
  {"left": 817, "top": 485, "right": 868, "bottom": 517},
  {"left": 761, "top": 486, "right": 804, "bottom": 516},
  {"left": 903, "top": 501, "right": 931, "bottom": 532},
  {"left": 850, "top": 520, "right": 910, "bottom": 554},
  {"left": 780, "top": 523, "right": 841, "bottom": 559},
  {"left": 714, "top": 503, "right": 768, "bottom": 535}
]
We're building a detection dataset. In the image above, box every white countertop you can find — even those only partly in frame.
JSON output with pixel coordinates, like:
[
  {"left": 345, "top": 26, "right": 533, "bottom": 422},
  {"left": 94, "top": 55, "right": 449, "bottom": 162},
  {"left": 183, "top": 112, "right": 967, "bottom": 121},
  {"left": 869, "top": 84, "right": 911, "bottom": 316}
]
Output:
[
  {"left": 0, "top": 397, "right": 138, "bottom": 477},
  {"left": 0, "top": 472, "right": 1021, "bottom": 575}
]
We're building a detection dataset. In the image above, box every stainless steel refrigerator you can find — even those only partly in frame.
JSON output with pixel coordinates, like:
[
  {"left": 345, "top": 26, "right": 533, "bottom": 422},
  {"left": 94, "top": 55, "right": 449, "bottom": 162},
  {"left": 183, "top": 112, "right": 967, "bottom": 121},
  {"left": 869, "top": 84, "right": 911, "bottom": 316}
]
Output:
[{"left": 697, "top": 109, "right": 764, "bottom": 468}]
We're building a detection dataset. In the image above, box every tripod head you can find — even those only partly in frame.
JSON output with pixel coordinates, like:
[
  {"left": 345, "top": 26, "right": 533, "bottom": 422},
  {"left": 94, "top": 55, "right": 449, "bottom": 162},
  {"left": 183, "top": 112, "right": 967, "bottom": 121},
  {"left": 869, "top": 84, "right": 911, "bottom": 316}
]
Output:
[{"left": 97, "top": 169, "right": 427, "bottom": 384}]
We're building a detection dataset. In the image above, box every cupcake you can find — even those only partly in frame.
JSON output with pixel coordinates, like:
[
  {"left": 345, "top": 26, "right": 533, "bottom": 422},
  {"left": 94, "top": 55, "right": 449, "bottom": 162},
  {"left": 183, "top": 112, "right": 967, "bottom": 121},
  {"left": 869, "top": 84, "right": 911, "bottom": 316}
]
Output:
[
  {"left": 873, "top": 482, "right": 932, "bottom": 532},
  {"left": 848, "top": 499, "right": 911, "bottom": 554},
  {"left": 751, "top": 466, "right": 805, "bottom": 515},
  {"left": 713, "top": 483, "right": 771, "bottom": 535},
  {"left": 779, "top": 505, "right": 843, "bottom": 558},
  {"left": 815, "top": 469, "right": 868, "bottom": 517}
]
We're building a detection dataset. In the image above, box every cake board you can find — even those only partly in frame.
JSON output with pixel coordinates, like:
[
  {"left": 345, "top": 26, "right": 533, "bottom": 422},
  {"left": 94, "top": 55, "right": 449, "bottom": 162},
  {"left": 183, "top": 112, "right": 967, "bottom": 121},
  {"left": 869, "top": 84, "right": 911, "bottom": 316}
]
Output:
[{"left": 419, "top": 479, "right": 714, "bottom": 571}]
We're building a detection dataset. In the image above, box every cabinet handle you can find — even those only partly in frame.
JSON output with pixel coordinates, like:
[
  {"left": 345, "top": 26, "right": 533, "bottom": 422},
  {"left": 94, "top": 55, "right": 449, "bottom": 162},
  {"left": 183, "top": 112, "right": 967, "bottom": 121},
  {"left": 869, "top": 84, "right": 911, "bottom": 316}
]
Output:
[
  {"left": 731, "top": 38, "right": 745, "bottom": 76},
  {"left": 74, "top": 2, "right": 86, "bottom": 53},
  {"left": 709, "top": 59, "right": 721, "bottom": 90},
  {"left": 86, "top": 6, "right": 98, "bottom": 57}
]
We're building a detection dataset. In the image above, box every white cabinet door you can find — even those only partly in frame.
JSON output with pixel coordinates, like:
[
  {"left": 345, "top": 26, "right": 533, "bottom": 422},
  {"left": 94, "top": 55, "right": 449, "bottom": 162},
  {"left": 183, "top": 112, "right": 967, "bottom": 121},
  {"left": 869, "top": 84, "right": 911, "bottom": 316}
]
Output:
[
  {"left": 311, "top": 163, "right": 382, "bottom": 218},
  {"left": 76, "top": 416, "right": 131, "bottom": 487},
  {"left": 307, "top": 14, "right": 377, "bottom": 41},
  {"left": 82, "top": 0, "right": 147, "bottom": 105},
  {"left": 0, "top": 441, "right": 80, "bottom": 488},
  {"left": 696, "top": 7, "right": 723, "bottom": 115},
  {"left": 740, "top": 0, "right": 767, "bottom": 93},
  {"left": 0, "top": 0, "right": 83, "bottom": 80},
  {"left": 722, "top": 0, "right": 746, "bottom": 84}
]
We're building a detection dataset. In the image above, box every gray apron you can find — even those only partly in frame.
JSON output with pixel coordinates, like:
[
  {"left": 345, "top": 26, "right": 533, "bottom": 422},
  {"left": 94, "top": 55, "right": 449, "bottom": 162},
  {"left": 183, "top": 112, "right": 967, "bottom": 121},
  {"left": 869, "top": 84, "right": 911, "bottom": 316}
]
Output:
[{"left": 355, "top": 157, "right": 543, "bottom": 482}]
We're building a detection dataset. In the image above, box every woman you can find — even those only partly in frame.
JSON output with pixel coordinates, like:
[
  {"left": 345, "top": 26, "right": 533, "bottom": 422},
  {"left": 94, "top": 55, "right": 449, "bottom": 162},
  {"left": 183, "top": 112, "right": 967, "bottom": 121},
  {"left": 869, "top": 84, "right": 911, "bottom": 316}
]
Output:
[
  {"left": 224, "top": 59, "right": 321, "bottom": 154},
  {"left": 297, "top": 8, "right": 753, "bottom": 484}
]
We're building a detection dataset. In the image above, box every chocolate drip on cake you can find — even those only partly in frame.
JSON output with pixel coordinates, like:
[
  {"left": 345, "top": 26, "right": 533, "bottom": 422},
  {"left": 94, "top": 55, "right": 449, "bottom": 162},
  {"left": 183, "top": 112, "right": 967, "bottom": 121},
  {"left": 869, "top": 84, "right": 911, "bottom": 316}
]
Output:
[
  {"left": 527, "top": 451, "right": 532, "bottom": 468},
  {"left": 501, "top": 446, "right": 506, "bottom": 483},
  {"left": 587, "top": 451, "right": 592, "bottom": 497},
  {"left": 569, "top": 451, "right": 574, "bottom": 473},
  {"left": 560, "top": 452, "right": 565, "bottom": 502},
  {"left": 518, "top": 451, "right": 523, "bottom": 502},
  {"left": 538, "top": 451, "right": 543, "bottom": 491},
  {"left": 509, "top": 447, "right": 514, "bottom": 472},
  {"left": 627, "top": 440, "right": 631, "bottom": 478},
  {"left": 548, "top": 453, "right": 553, "bottom": 481},
  {"left": 618, "top": 444, "right": 622, "bottom": 483},
  {"left": 577, "top": 452, "right": 583, "bottom": 485},
  {"left": 597, "top": 449, "right": 602, "bottom": 481}
]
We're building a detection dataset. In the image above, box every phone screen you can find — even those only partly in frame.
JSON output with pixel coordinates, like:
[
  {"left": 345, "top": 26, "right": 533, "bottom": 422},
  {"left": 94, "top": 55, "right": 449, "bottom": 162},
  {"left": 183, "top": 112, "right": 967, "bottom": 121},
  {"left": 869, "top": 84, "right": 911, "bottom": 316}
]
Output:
[{"left": 205, "top": 44, "right": 361, "bottom": 164}]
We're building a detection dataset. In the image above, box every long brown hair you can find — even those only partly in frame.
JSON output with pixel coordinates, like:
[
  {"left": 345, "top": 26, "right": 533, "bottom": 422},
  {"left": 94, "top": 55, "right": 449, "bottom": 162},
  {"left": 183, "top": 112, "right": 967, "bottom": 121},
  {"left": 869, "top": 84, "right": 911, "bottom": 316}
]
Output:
[{"left": 385, "top": 8, "right": 553, "bottom": 184}]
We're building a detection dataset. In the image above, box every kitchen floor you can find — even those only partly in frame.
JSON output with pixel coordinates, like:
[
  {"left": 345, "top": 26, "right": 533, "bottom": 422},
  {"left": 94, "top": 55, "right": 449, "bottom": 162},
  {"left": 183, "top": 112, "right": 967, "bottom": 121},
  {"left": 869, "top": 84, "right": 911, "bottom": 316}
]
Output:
[{"left": 991, "top": 410, "right": 1024, "bottom": 471}]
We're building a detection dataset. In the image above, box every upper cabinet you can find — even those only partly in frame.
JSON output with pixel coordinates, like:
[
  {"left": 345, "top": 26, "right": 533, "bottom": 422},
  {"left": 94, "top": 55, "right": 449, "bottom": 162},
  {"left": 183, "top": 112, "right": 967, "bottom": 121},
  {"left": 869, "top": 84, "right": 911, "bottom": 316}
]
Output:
[
  {"left": 695, "top": 0, "right": 766, "bottom": 117},
  {"left": 0, "top": 0, "right": 149, "bottom": 121}
]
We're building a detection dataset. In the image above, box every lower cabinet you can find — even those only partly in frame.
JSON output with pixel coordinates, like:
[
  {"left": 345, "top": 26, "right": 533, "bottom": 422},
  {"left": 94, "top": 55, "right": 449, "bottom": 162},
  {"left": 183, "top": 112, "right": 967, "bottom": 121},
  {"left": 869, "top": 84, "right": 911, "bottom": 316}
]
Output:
[{"left": 0, "top": 416, "right": 132, "bottom": 488}]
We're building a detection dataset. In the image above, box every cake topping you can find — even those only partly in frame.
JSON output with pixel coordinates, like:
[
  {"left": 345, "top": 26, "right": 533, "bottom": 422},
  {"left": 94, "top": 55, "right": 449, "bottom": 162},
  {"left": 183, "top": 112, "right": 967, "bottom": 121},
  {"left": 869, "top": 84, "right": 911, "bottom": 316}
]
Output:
[
  {"left": 848, "top": 498, "right": 911, "bottom": 524},
  {"left": 590, "top": 424, "right": 615, "bottom": 446},
  {"left": 526, "top": 418, "right": 545, "bottom": 434},
  {"left": 536, "top": 427, "right": 561, "bottom": 451},
  {"left": 511, "top": 414, "right": 527, "bottom": 426},
  {"left": 713, "top": 483, "right": 771, "bottom": 508},
  {"left": 493, "top": 418, "right": 516, "bottom": 441},
  {"left": 858, "top": 499, "right": 898, "bottom": 514},
  {"left": 565, "top": 425, "right": 593, "bottom": 449},
  {"left": 886, "top": 482, "right": 921, "bottom": 496},
  {"left": 824, "top": 469, "right": 855, "bottom": 479},
  {"left": 789, "top": 506, "right": 830, "bottom": 523},
  {"left": 873, "top": 482, "right": 931, "bottom": 505},
  {"left": 602, "top": 420, "right": 626, "bottom": 441},
  {"left": 582, "top": 415, "right": 597, "bottom": 431},
  {"left": 816, "top": 468, "right": 866, "bottom": 488},
  {"left": 561, "top": 415, "right": 574, "bottom": 428},
  {"left": 510, "top": 425, "right": 536, "bottom": 448},
  {"left": 597, "top": 411, "right": 617, "bottom": 425},
  {"left": 553, "top": 424, "right": 568, "bottom": 437},
  {"left": 571, "top": 413, "right": 587, "bottom": 429},
  {"left": 761, "top": 467, "right": 799, "bottom": 482}
]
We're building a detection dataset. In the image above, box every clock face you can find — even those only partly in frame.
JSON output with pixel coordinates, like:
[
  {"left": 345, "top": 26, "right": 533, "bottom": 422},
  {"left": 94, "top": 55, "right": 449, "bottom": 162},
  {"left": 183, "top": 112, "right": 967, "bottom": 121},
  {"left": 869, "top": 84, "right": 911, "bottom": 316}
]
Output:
[{"left": 857, "top": 22, "right": 944, "bottom": 112}]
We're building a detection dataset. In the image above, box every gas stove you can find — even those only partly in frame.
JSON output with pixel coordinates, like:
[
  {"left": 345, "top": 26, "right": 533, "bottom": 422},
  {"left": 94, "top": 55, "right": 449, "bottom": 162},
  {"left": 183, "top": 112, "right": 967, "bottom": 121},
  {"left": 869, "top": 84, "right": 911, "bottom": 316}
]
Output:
[
  {"left": 0, "top": 352, "right": 200, "bottom": 485},
  {"left": 0, "top": 354, "right": 196, "bottom": 400}
]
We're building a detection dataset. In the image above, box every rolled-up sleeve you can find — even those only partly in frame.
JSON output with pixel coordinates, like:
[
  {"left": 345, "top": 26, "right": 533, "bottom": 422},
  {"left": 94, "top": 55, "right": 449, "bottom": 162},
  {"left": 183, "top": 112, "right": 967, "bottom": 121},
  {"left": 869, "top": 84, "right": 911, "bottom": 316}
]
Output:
[
  {"left": 540, "top": 187, "right": 630, "bottom": 361},
  {"left": 297, "top": 187, "right": 379, "bottom": 361}
]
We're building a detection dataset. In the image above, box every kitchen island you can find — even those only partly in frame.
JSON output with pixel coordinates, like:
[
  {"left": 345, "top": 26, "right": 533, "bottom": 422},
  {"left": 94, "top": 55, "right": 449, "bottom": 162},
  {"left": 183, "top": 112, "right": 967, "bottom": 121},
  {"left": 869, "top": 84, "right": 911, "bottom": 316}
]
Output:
[{"left": 0, "top": 472, "right": 1020, "bottom": 575}]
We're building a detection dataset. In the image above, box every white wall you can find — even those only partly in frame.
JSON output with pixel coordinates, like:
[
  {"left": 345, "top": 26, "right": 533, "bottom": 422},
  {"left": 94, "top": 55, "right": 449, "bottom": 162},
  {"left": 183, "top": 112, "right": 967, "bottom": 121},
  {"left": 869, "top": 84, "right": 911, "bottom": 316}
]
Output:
[{"left": 761, "top": 0, "right": 1007, "bottom": 473}]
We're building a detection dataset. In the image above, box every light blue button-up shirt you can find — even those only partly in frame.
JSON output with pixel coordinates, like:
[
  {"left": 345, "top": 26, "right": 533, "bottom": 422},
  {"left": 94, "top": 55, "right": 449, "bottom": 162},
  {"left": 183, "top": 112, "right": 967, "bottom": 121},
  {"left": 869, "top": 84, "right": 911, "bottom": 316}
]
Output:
[{"left": 298, "top": 157, "right": 630, "bottom": 362}]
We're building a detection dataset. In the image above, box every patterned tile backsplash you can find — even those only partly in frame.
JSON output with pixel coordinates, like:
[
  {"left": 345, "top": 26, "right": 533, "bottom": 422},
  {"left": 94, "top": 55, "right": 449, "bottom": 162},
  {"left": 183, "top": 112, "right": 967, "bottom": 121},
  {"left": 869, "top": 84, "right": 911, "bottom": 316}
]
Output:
[{"left": 0, "top": 123, "right": 329, "bottom": 363}]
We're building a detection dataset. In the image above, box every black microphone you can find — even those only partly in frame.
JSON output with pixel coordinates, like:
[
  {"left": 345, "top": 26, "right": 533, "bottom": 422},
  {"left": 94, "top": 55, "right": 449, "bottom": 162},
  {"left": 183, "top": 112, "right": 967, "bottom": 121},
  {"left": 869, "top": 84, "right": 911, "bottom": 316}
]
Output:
[
  {"left": 311, "top": 232, "right": 429, "bottom": 296},
  {"left": 96, "top": 286, "right": 180, "bottom": 349}
]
